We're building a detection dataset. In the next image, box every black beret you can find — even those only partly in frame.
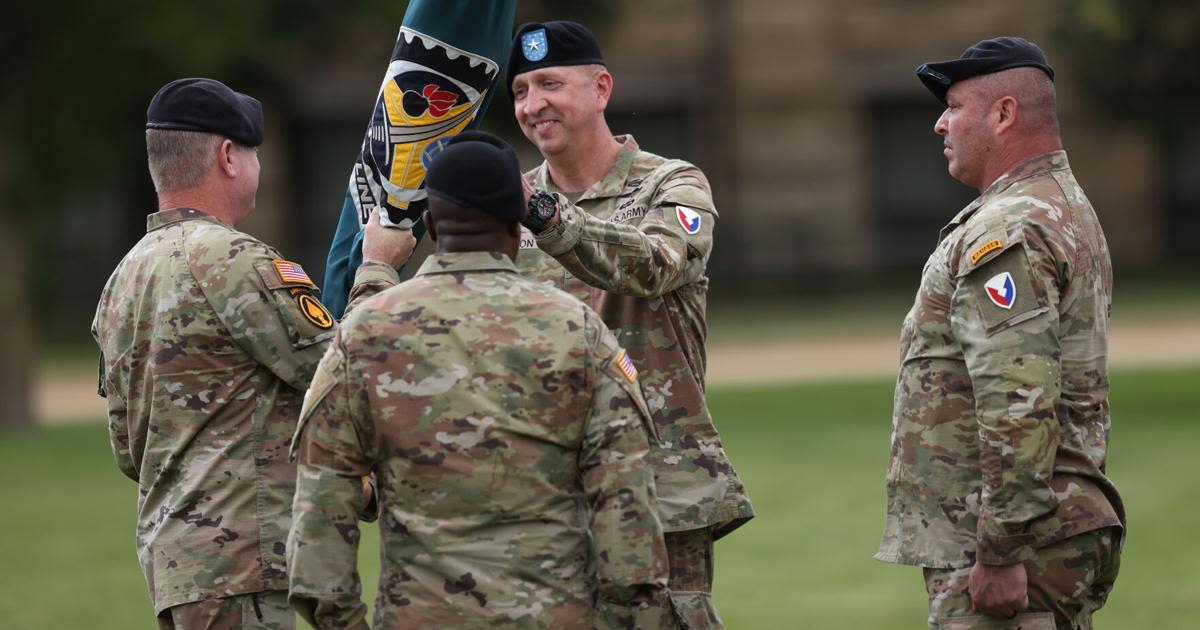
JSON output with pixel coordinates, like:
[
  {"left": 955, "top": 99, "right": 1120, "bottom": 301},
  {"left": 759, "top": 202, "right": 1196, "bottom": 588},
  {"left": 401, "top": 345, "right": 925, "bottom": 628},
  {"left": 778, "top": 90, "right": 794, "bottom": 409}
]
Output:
[
  {"left": 424, "top": 130, "right": 525, "bottom": 223},
  {"left": 917, "top": 36, "right": 1055, "bottom": 106},
  {"left": 506, "top": 21, "right": 605, "bottom": 98},
  {"left": 146, "top": 78, "right": 264, "bottom": 147}
]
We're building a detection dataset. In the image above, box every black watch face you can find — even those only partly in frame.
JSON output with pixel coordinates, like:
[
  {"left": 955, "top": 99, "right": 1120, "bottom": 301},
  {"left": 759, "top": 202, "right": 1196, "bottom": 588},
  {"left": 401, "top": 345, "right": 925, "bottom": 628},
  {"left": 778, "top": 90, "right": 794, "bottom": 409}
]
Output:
[{"left": 532, "top": 193, "right": 556, "bottom": 220}]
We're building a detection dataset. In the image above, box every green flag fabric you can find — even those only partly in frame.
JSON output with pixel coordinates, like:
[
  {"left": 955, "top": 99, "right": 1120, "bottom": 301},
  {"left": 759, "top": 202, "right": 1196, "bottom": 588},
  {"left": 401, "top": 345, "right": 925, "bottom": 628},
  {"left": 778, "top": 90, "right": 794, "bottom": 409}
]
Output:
[{"left": 322, "top": 0, "right": 517, "bottom": 317}]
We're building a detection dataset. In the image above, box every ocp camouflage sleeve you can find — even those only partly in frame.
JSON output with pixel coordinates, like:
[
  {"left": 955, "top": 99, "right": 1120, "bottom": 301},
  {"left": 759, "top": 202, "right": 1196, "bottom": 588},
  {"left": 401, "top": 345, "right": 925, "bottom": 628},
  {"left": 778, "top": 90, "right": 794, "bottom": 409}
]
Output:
[
  {"left": 188, "top": 224, "right": 335, "bottom": 391},
  {"left": 104, "top": 395, "right": 138, "bottom": 482},
  {"left": 582, "top": 320, "right": 672, "bottom": 628},
  {"left": 91, "top": 340, "right": 138, "bottom": 482},
  {"left": 951, "top": 222, "right": 1063, "bottom": 565},
  {"left": 287, "top": 334, "right": 373, "bottom": 630},
  {"left": 344, "top": 261, "right": 402, "bottom": 319},
  {"left": 535, "top": 165, "right": 715, "bottom": 299}
]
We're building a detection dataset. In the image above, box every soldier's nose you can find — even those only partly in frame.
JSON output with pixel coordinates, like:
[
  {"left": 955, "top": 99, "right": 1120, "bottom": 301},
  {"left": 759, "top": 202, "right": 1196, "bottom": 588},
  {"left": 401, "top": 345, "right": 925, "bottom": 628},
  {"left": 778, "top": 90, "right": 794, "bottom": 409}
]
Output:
[{"left": 934, "top": 111, "right": 950, "bottom": 135}]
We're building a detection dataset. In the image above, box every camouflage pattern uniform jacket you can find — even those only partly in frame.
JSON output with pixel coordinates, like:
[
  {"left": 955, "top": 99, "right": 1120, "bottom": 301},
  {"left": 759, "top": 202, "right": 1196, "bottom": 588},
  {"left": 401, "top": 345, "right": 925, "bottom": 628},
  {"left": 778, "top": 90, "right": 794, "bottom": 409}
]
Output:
[
  {"left": 287, "top": 251, "right": 671, "bottom": 630},
  {"left": 518, "top": 135, "right": 754, "bottom": 538},
  {"left": 91, "top": 207, "right": 397, "bottom": 614},
  {"left": 876, "top": 151, "right": 1125, "bottom": 569}
]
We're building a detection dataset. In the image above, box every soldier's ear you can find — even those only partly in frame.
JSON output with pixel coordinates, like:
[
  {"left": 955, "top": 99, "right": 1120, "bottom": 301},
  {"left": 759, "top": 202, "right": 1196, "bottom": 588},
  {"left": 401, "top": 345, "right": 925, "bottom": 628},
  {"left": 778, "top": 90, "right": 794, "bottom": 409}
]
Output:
[
  {"left": 217, "top": 139, "right": 237, "bottom": 178},
  {"left": 993, "top": 96, "right": 1019, "bottom": 135},
  {"left": 593, "top": 69, "right": 613, "bottom": 112},
  {"left": 422, "top": 210, "right": 437, "bottom": 242}
]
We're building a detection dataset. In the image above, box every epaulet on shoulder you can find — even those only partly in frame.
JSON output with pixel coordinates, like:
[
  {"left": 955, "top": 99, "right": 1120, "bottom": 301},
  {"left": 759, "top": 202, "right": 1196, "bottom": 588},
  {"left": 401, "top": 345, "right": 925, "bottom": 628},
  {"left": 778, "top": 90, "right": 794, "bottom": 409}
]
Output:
[
  {"left": 186, "top": 222, "right": 275, "bottom": 264},
  {"left": 987, "top": 177, "right": 1068, "bottom": 222},
  {"left": 655, "top": 156, "right": 699, "bottom": 178},
  {"left": 187, "top": 219, "right": 260, "bottom": 245},
  {"left": 578, "top": 301, "right": 605, "bottom": 338},
  {"left": 627, "top": 148, "right": 692, "bottom": 177},
  {"left": 593, "top": 321, "right": 619, "bottom": 354},
  {"left": 650, "top": 158, "right": 708, "bottom": 198}
]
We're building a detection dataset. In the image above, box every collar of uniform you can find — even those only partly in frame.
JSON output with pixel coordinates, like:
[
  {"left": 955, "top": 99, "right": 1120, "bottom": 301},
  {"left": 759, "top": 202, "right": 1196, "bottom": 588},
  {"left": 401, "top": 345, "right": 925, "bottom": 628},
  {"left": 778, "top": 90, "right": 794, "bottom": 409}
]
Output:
[
  {"left": 415, "top": 251, "right": 518, "bottom": 277},
  {"left": 937, "top": 150, "right": 1069, "bottom": 241},
  {"left": 981, "top": 150, "right": 1068, "bottom": 199},
  {"left": 146, "top": 207, "right": 223, "bottom": 232},
  {"left": 533, "top": 135, "right": 640, "bottom": 202}
]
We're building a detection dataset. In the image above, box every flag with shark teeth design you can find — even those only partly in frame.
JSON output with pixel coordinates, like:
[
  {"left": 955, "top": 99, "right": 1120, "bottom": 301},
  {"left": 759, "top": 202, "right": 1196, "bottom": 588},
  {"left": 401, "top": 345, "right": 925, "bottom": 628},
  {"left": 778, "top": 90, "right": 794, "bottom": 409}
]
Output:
[{"left": 322, "top": 0, "right": 516, "bottom": 318}]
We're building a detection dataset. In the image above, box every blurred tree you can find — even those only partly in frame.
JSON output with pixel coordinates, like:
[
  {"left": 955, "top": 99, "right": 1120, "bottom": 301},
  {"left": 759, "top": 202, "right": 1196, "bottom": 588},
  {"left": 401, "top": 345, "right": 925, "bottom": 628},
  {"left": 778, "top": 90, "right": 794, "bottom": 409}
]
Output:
[
  {"left": 0, "top": 1, "right": 619, "bottom": 430},
  {"left": 1054, "top": 0, "right": 1200, "bottom": 259},
  {"left": 516, "top": 1, "right": 616, "bottom": 29},
  {"left": 0, "top": 0, "right": 415, "bottom": 430},
  {"left": 1055, "top": 0, "right": 1199, "bottom": 129}
]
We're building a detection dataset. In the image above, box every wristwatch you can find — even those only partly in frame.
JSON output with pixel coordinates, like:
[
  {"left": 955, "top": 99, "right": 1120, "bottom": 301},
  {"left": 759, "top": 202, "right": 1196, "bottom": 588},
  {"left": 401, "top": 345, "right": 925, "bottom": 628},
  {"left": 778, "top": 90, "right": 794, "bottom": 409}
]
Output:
[{"left": 524, "top": 190, "right": 559, "bottom": 234}]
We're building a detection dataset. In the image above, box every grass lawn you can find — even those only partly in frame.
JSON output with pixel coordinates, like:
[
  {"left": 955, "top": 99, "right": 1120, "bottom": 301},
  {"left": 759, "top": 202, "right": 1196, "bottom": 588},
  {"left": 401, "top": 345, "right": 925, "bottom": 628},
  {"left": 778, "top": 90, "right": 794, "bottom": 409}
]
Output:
[{"left": 2, "top": 365, "right": 1196, "bottom": 629}]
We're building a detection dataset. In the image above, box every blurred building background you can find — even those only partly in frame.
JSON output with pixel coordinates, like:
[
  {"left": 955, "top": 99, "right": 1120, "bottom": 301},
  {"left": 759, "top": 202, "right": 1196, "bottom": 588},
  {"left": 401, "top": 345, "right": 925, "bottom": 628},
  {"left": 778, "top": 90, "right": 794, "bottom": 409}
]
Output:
[{"left": 1, "top": 0, "right": 1197, "bottom": 427}]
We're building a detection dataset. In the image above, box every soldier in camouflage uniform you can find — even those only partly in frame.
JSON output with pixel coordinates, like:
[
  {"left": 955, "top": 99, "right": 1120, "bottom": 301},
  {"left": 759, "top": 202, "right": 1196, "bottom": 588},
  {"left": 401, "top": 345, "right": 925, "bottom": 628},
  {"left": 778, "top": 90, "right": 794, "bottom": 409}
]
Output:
[
  {"left": 287, "top": 131, "right": 673, "bottom": 629},
  {"left": 876, "top": 39, "right": 1125, "bottom": 629},
  {"left": 91, "top": 78, "right": 415, "bottom": 629},
  {"left": 506, "top": 22, "right": 754, "bottom": 628}
]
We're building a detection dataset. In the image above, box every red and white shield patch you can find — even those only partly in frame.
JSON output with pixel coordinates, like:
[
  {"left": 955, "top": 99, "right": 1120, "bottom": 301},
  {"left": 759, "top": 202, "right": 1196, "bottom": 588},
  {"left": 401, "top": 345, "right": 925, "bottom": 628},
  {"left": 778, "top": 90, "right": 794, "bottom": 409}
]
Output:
[
  {"left": 676, "top": 206, "right": 702, "bottom": 234},
  {"left": 985, "top": 272, "right": 1016, "bottom": 309}
]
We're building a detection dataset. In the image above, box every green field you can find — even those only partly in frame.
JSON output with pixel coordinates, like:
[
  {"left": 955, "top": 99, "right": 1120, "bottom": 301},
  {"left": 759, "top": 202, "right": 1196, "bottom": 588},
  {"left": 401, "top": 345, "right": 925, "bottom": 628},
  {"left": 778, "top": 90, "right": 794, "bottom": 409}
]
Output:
[{"left": 2, "top": 366, "right": 1197, "bottom": 629}]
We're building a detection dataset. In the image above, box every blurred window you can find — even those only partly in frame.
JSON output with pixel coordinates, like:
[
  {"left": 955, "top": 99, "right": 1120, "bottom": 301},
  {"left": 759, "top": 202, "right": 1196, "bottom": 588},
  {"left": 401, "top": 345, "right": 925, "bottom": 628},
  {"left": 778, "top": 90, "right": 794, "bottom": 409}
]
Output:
[
  {"left": 869, "top": 98, "right": 976, "bottom": 269},
  {"left": 1166, "top": 122, "right": 1200, "bottom": 261},
  {"left": 607, "top": 106, "right": 694, "bottom": 163}
]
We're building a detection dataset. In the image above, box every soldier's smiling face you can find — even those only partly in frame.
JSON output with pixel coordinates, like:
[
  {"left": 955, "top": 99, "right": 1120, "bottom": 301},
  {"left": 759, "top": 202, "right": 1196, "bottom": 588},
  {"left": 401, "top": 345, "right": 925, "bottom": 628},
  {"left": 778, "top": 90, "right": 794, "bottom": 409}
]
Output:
[
  {"left": 935, "top": 79, "right": 993, "bottom": 190},
  {"left": 511, "top": 65, "right": 610, "bottom": 157}
]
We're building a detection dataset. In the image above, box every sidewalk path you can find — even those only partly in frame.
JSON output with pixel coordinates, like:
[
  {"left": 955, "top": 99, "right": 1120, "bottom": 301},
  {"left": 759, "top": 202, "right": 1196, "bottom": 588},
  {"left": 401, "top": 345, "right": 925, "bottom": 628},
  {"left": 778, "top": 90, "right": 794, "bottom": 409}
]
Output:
[
  {"left": 38, "top": 316, "right": 1199, "bottom": 423},
  {"left": 706, "top": 317, "right": 1200, "bottom": 386}
]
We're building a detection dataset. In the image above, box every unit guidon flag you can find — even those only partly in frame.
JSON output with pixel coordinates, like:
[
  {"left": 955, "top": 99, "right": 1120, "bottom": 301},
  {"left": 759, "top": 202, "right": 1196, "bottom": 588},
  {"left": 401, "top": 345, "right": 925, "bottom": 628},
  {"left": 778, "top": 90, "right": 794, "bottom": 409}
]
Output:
[{"left": 321, "top": 0, "right": 516, "bottom": 318}]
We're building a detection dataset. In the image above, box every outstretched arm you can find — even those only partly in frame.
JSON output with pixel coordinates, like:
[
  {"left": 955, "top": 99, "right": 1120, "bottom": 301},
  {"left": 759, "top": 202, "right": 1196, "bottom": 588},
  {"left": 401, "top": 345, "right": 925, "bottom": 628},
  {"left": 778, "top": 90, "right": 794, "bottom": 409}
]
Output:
[{"left": 531, "top": 165, "right": 716, "bottom": 298}]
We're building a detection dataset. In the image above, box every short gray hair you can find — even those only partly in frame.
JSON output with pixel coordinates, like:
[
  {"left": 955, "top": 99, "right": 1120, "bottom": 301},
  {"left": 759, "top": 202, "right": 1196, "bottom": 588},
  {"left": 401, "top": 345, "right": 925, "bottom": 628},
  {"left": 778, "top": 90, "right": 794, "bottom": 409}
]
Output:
[
  {"left": 145, "top": 129, "right": 222, "bottom": 193},
  {"left": 976, "top": 67, "right": 1059, "bottom": 133}
]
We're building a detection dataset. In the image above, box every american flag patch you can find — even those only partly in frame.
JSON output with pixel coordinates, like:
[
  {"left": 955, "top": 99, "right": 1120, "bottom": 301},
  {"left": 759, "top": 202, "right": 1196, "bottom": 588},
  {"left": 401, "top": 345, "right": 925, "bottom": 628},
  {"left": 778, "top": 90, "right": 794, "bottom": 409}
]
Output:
[
  {"left": 273, "top": 260, "right": 315, "bottom": 286},
  {"left": 615, "top": 349, "right": 638, "bottom": 382}
]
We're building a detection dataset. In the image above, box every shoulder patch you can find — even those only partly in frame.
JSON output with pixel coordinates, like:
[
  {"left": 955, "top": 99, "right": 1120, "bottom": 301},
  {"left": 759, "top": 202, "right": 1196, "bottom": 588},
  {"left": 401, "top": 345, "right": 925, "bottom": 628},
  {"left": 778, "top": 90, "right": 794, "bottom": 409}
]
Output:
[
  {"left": 296, "top": 294, "right": 334, "bottom": 329},
  {"left": 984, "top": 271, "right": 1016, "bottom": 309},
  {"left": 963, "top": 246, "right": 1047, "bottom": 334},
  {"left": 970, "top": 239, "right": 1004, "bottom": 265},
  {"left": 273, "top": 260, "right": 315, "bottom": 287},
  {"left": 676, "top": 206, "right": 702, "bottom": 234},
  {"left": 615, "top": 349, "right": 638, "bottom": 382}
]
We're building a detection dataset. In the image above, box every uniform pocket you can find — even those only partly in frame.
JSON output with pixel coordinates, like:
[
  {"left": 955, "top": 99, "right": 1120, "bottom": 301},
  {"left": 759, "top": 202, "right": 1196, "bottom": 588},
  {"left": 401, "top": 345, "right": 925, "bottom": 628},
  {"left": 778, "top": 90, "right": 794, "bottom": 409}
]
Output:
[
  {"left": 669, "top": 590, "right": 723, "bottom": 629},
  {"left": 959, "top": 245, "right": 1048, "bottom": 335},
  {"left": 941, "top": 611, "right": 1055, "bottom": 630}
]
